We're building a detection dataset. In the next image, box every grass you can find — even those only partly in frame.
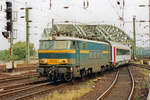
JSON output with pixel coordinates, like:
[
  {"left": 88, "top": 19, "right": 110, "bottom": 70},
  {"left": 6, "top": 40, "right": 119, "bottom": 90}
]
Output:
[
  {"left": 88, "top": 80, "right": 95, "bottom": 86},
  {"left": 34, "top": 80, "right": 96, "bottom": 100},
  {"left": 134, "top": 67, "right": 149, "bottom": 89},
  {"left": 133, "top": 67, "right": 149, "bottom": 100},
  {"left": 35, "top": 86, "right": 92, "bottom": 100},
  {"left": 30, "top": 76, "right": 37, "bottom": 81},
  {"left": 141, "top": 82, "right": 148, "bottom": 89},
  {"left": 133, "top": 82, "right": 148, "bottom": 100},
  {"left": 134, "top": 92, "right": 139, "bottom": 100},
  {"left": 136, "top": 67, "right": 150, "bottom": 81}
]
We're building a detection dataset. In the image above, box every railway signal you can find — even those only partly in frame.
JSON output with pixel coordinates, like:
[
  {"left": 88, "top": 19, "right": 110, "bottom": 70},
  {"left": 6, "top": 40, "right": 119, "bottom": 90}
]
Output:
[
  {"left": 5, "top": 1, "right": 13, "bottom": 57},
  {"left": 2, "top": 32, "right": 9, "bottom": 39},
  {"left": 5, "top": 2, "right": 12, "bottom": 32},
  {"left": 2, "top": 2, "right": 13, "bottom": 39},
  {"left": 2, "top": 1, "right": 14, "bottom": 71}
]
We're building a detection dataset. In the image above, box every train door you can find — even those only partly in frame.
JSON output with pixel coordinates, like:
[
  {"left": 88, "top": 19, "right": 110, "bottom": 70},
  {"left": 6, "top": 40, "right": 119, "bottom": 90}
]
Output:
[{"left": 76, "top": 41, "right": 80, "bottom": 66}]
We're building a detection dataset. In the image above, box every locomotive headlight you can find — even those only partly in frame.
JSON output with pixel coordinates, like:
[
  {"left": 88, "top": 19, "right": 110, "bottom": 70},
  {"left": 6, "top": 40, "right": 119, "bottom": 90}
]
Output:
[
  {"left": 40, "top": 59, "right": 48, "bottom": 64},
  {"left": 59, "top": 59, "right": 69, "bottom": 64},
  {"left": 70, "top": 67, "right": 73, "bottom": 72}
]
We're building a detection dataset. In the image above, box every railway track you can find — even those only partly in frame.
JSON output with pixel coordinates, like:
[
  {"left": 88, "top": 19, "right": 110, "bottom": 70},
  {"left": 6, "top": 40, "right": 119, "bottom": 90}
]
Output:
[
  {"left": 0, "top": 81, "right": 68, "bottom": 100},
  {"left": 0, "top": 64, "right": 37, "bottom": 72},
  {"left": 14, "top": 66, "right": 37, "bottom": 72},
  {"left": 96, "top": 66, "right": 135, "bottom": 100},
  {"left": 0, "top": 82, "right": 50, "bottom": 100},
  {"left": 0, "top": 70, "right": 116, "bottom": 100},
  {"left": 0, "top": 65, "right": 136, "bottom": 100},
  {"left": 0, "top": 72, "right": 38, "bottom": 83},
  {"left": 131, "top": 63, "right": 150, "bottom": 70},
  {"left": 0, "top": 77, "right": 47, "bottom": 93},
  {"left": 0, "top": 73, "right": 10, "bottom": 77}
]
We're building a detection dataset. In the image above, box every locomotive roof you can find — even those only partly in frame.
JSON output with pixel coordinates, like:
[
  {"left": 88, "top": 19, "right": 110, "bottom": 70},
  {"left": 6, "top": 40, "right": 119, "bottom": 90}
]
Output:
[
  {"left": 40, "top": 36, "right": 131, "bottom": 49},
  {"left": 40, "top": 36, "right": 110, "bottom": 45}
]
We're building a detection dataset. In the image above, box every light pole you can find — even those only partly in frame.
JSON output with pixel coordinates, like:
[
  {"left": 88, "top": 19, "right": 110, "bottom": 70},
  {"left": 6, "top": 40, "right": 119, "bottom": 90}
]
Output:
[
  {"left": 139, "top": 1, "right": 150, "bottom": 47},
  {"left": 20, "top": 7, "right": 32, "bottom": 64},
  {"left": 133, "top": 16, "right": 136, "bottom": 60}
]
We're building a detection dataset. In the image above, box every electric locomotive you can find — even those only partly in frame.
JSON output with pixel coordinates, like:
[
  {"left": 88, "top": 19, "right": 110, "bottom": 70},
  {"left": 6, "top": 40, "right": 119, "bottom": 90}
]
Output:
[{"left": 37, "top": 36, "right": 112, "bottom": 81}]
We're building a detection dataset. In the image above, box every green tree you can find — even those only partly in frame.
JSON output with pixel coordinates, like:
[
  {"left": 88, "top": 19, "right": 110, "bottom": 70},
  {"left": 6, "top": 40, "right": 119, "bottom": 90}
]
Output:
[
  {"left": 13, "top": 41, "right": 36, "bottom": 60},
  {"left": 0, "top": 50, "right": 10, "bottom": 61},
  {"left": 0, "top": 50, "right": 4, "bottom": 60},
  {"left": 0, "top": 41, "right": 36, "bottom": 61}
]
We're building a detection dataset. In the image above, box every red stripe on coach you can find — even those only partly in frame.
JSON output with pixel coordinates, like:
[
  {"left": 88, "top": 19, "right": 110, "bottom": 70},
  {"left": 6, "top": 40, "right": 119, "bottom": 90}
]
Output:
[{"left": 114, "top": 47, "right": 116, "bottom": 66}]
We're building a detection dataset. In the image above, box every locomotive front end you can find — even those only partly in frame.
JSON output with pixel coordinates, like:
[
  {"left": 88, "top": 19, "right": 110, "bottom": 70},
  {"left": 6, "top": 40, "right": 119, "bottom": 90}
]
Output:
[{"left": 37, "top": 40, "right": 75, "bottom": 81}]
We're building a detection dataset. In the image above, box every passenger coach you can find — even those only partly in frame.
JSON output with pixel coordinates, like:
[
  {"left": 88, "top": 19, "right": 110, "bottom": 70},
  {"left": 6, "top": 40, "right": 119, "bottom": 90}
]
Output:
[{"left": 110, "top": 42, "right": 131, "bottom": 67}]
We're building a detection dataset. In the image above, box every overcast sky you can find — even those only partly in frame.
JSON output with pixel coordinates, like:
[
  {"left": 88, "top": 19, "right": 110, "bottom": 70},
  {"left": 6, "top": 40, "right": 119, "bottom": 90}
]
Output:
[{"left": 0, "top": 0, "right": 149, "bottom": 50}]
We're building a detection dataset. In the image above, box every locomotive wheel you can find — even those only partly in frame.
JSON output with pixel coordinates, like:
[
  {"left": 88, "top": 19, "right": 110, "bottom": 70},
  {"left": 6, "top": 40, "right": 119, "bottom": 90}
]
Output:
[
  {"left": 80, "top": 70, "right": 86, "bottom": 79},
  {"left": 101, "top": 66, "right": 105, "bottom": 72},
  {"left": 86, "top": 70, "right": 90, "bottom": 76},
  {"left": 39, "top": 73, "right": 43, "bottom": 78},
  {"left": 48, "top": 70, "right": 57, "bottom": 81},
  {"left": 113, "top": 67, "right": 118, "bottom": 72},
  {"left": 87, "top": 69, "right": 92, "bottom": 76},
  {"left": 64, "top": 72, "right": 72, "bottom": 82}
]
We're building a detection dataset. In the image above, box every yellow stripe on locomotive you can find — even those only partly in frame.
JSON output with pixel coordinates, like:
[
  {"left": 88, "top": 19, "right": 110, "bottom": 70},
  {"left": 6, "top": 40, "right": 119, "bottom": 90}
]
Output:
[
  {"left": 39, "top": 59, "right": 76, "bottom": 65},
  {"left": 38, "top": 50, "right": 76, "bottom": 53}
]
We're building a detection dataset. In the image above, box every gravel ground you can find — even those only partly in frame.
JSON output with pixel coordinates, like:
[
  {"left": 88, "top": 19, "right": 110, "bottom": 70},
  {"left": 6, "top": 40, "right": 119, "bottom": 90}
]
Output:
[
  {"left": 33, "top": 71, "right": 116, "bottom": 100},
  {"left": 3, "top": 64, "right": 147, "bottom": 100},
  {"left": 131, "top": 66, "right": 149, "bottom": 100},
  {"left": 52, "top": 66, "right": 148, "bottom": 100},
  {"left": 78, "top": 66, "right": 149, "bottom": 100},
  {"left": 78, "top": 71, "right": 116, "bottom": 100}
]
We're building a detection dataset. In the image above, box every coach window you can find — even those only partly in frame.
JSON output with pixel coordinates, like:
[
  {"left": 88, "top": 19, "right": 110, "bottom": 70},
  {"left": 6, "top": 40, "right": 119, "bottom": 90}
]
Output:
[{"left": 117, "top": 49, "right": 130, "bottom": 55}]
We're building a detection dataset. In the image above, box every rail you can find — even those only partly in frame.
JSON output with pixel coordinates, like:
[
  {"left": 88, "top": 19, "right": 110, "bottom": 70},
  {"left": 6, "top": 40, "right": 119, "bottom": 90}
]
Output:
[
  {"left": 15, "top": 83, "right": 66, "bottom": 100},
  {"left": 0, "top": 73, "right": 38, "bottom": 83},
  {"left": 0, "top": 82, "right": 50, "bottom": 100},
  {"left": 131, "top": 63, "right": 150, "bottom": 70},
  {"left": 128, "top": 67, "right": 135, "bottom": 100},
  {"left": 96, "top": 66, "right": 135, "bottom": 100},
  {"left": 96, "top": 70, "right": 119, "bottom": 100}
]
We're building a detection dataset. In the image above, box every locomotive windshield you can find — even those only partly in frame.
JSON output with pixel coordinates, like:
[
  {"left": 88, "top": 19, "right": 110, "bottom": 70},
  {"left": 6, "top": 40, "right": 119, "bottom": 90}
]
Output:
[{"left": 39, "top": 40, "right": 74, "bottom": 50}]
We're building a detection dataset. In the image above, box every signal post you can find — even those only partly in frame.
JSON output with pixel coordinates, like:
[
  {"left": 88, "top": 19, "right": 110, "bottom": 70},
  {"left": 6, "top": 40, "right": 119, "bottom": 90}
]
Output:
[{"left": 2, "top": 1, "right": 14, "bottom": 71}]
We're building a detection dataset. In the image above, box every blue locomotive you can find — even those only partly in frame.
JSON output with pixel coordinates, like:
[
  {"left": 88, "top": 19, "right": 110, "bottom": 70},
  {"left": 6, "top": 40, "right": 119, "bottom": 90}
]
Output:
[{"left": 37, "top": 36, "right": 131, "bottom": 81}]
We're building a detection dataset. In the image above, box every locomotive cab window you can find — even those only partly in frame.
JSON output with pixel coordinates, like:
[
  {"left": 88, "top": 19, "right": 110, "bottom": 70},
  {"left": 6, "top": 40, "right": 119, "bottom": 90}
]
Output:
[
  {"left": 39, "top": 40, "right": 75, "bottom": 50},
  {"left": 70, "top": 41, "right": 76, "bottom": 49},
  {"left": 39, "top": 40, "right": 53, "bottom": 50}
]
